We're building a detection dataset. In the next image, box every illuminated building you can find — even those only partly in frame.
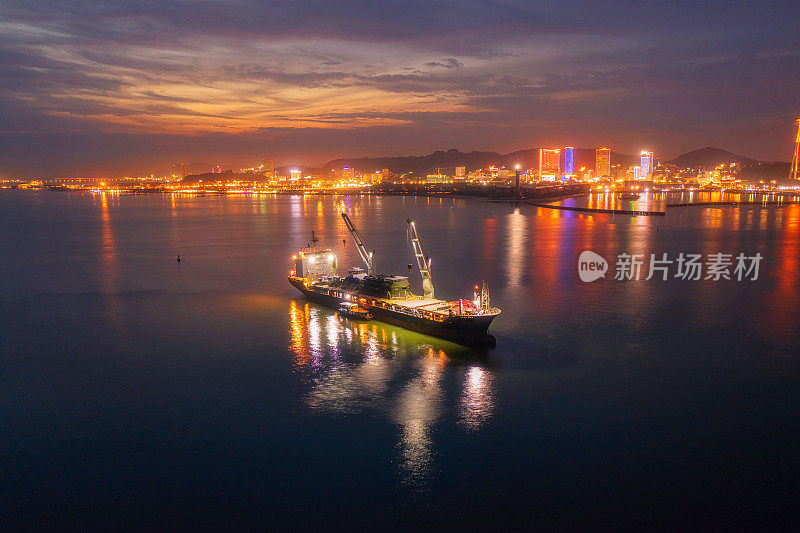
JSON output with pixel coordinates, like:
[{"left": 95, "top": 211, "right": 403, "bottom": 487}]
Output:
[
  {"left": 455, "top": 166, "right": 466, "bottom": 179},
  {"left": 640, "top": 150, "right": 654, "bottom": 179},
  {"left": 261, "top": 158, "right": 274, "bottom": 174},
  {"left": 538, "top": 148, "right": 561, "bottom": 181},
  {"left": 485, "top": 167, "right": 514, "bottom": 183},
  {"left": 290, "top": 169, "right": 302, "bottom": 181},
  {"left": 341, "top": 167, "right": 355, "bottom": 182},
  {"left": 564, "top": 147, "right": 574, "bottom": 174},
  {"left": 595, "top": 148, "right": 611, "bottom": 177}
]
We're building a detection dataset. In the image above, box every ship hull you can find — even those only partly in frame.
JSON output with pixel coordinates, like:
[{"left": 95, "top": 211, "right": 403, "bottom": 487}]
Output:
[{"left": 289, "top": 277, "right": 497, "bottom": 347}]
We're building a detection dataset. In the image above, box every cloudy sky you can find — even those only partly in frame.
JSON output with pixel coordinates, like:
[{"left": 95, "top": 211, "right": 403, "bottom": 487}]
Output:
[{"left": 1, "top": 0, "right": 798, "bottom": 176}]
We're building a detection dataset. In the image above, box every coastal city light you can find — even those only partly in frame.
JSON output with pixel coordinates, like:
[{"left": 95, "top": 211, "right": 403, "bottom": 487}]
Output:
[{"left": 5, "top": 141, "right": 798, "bottom": 196}]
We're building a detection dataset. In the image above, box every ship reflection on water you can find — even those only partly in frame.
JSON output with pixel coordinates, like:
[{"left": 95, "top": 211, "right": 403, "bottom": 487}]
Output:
[{"left": 288, "top": 299, "right": 495, "bottom": 485}]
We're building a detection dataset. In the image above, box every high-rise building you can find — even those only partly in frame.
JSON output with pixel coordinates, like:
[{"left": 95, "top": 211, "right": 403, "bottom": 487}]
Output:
[
  {"left": 640, "top": 150, "right": 654, "bottom": 178},
  {"left": 538, "top": 148, "right": 561, "bottom": 180},
  {"left": 564, "top": 147, "right": 574, "bottom": 174},
  {"left": 455, "top": 166, "right": 466, "bottom": 179},
  {"left": 595, "top": 148, "right": 611, "bottom": 177},
  {"left": 261, "top": 158, "right": 274, "bottom": 173}
]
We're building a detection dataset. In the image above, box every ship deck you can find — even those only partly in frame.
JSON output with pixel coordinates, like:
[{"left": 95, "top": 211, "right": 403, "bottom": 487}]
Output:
[
  {"left": 367, "top": 295, "right": 455, "bottom": 321},
  {"left": 390, "top": 297, "right": 450, "bottom": 313},
  {"left": 307, "top": 278, "right": 499, "bottom": 321}
]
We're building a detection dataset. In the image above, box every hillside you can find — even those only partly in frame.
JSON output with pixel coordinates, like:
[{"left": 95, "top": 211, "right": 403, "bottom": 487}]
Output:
[
  {"left": 668, "top": 147, "right": 757, "bottom": 168},
  {"left": 323, "top": 149, "right": 503, "bottom": 175},
  {"left": 737, "top": 161, "right": 792, "bottom": 183},
  {"left": 184, "top": 146, "right": 778, "bottom": 180}
]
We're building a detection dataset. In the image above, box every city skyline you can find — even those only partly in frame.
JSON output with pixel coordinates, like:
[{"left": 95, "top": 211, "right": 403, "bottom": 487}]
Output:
[{"left": 1, "top": 0, "right": 798, "bottom": 177}]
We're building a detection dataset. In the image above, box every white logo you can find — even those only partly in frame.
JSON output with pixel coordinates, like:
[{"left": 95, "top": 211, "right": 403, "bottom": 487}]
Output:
[{"left": 578, "top": 250, "right": 608, "bottom": 282}]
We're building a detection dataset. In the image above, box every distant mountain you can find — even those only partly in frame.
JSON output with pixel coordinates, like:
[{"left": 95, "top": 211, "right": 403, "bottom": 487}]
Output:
[
  {"left": 323, "top": 149, "right": 503, "bottom": 175},
  {"left": 668, "top": 147, "right": 757, "bottom": 168},
  {"left": 184, "top": 146, "right": 776, "bottom": 181},
  {"left": 322, "top": 146, "right": 778, "bottom": 175},
  {"left": 322, "top": 148, "right": 639, "bottom": 175},
  {"left": 181, "top": 170, "right": 235, "bottom": 183}
]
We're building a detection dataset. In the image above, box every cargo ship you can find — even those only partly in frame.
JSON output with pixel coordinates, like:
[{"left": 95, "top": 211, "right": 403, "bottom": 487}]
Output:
[{"left": 288, "top": 214, "right": 501, "bottom": 346}]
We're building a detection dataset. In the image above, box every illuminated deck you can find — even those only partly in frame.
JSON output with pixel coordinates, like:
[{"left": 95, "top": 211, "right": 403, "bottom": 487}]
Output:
[{"left": 306, "top": 280, "right": 499, "bottom": 321}]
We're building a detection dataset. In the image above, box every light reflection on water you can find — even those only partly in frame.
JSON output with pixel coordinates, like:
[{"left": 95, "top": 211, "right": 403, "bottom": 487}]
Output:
[
  {"left": 97, "top": 191, "right": 125, "bottom": 332},
  {"left": 458, "top": 366, "right": 494, "bottom": 431},
  {"left": 288, "top": 299, "right": 495, "bottom": 485},
  {"left": 4, "top": 190, "right": 800, "bottom": 527},
  {"left": 561, "top": 190, "right": 800, "bottom": 220}
]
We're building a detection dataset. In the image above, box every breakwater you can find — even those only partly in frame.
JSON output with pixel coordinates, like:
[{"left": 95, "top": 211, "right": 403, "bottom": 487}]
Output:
[
  {"left": 372, "top": 183, "right": 591, "bottom": 200},
  {"left": 525, "top": 201, "right": 666, "bottom": 217},
  {"left": 666, "top": 200, "right": 800, "bottom": 207}
]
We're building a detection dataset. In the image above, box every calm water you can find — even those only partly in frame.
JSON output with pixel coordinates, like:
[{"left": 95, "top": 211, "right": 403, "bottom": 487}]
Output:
[{"left": 2, "top": 190, "right": 799, "bottom": 529}]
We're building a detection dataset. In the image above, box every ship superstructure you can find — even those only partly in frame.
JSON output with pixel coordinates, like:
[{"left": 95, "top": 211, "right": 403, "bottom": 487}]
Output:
[{"left": 288, "top": 214, "right": 500, "bottom": 346}]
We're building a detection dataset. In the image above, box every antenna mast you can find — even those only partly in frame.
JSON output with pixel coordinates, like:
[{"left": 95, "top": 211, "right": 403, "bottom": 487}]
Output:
[
  {"left": 340, "top": 212, "right": 375, "bottom": 275},
  {"left": 406, "top": 219, "right": 434, "bottom": 299}
]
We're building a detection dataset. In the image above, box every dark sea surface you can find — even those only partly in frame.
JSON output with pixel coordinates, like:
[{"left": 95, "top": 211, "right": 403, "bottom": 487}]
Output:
[{"left": 1, "top": 190, "right": 799, "bottom": 530}]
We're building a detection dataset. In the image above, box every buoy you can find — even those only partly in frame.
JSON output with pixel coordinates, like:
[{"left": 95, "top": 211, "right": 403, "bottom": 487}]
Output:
[{"left": 177, "top": 254, "right": 181, "bottom": 262}]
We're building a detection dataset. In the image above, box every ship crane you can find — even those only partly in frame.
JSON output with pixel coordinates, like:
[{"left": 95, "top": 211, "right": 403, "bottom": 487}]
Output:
[
  {"left": 406, "top": 219, "right": 434, "bottom": 299},
  {"left": 340, "top": 212, "right": 375, "bottom": 275}
]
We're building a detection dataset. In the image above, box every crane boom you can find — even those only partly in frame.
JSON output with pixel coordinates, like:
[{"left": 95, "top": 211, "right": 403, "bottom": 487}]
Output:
[
  {"left": 340, "top": 212, "right": 375, "bottom": 275},
  {"left": 406, "top": 219, "right": 434, "bottom": 299}
]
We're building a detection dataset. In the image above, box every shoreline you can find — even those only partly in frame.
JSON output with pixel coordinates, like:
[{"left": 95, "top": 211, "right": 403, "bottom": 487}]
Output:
[{"left": 5, "top": 184, "right": 800, "bottom": 204}]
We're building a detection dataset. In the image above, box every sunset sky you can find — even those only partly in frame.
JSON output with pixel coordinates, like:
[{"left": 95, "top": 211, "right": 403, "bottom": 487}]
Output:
[{"left": 1, "top": 0, "right": 798, "bottom": 176}]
